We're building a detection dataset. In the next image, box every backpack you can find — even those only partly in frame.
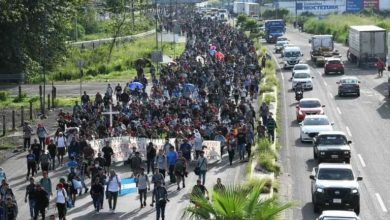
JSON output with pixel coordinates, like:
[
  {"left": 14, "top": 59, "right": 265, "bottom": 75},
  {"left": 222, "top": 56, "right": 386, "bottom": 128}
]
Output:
[{"left": 40, "top": 154, "right": 50, "bottom": 164}]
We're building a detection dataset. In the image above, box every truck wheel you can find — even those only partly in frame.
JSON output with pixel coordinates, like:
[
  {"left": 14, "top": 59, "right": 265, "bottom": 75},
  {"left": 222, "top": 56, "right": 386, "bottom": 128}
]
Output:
[
  {"left": 313, "top": 204, "right": 321, "bottom": 213},
  {"left": 324, "top": 70, "right": 328, "bottom": 75},
  {"left": 357, "top": 59, "right": 362, "bottom": 67},
  {"left": 340, "top": 70, "right": 344, "bottom": 75},
  {"left": 354, "top": 204, "right": 360, "bottom": 215},
  {"left": 313, "top": 149, "right": 318, "bottom": 159},
  {"left": 345, "top": 158, "right": 350, "bottom": 164},
  {"left": 318, "top": 158, "right": 322, "bottom": 164},
  {"left": 357, "top": 91, "right": 360, "bottom": 97}
]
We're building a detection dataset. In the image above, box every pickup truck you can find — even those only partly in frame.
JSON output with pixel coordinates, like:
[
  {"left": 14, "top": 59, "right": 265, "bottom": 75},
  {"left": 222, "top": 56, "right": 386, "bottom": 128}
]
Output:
[
  {"left": 313, "top": 131, "right": 351, "bottom": 163},
  {"left": 310, "top": 163, "right": 362, "bottom": 214}
]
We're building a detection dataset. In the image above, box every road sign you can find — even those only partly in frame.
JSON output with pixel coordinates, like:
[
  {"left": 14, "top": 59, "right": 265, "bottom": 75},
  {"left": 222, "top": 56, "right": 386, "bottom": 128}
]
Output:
[{"left": 151, "top": 50, "right": 163, "bottom": 62}]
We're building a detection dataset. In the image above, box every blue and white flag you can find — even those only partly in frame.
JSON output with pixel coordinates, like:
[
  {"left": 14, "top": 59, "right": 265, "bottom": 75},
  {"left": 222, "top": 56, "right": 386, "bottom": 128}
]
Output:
[{"left": 119, "top": 178, "right": 137, "bottom": 196}]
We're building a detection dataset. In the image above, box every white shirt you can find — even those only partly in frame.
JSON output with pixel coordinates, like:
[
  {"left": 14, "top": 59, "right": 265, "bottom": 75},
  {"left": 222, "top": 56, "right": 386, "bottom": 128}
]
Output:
[
  {"left": 56, "top": 190, "right": 66, "bottom": 204},
  {"left": 57, "top": 136, "right": 66, "bottom": 148},
  {"left": 107, "top": 175, "right": 121, "bottom": 192}
]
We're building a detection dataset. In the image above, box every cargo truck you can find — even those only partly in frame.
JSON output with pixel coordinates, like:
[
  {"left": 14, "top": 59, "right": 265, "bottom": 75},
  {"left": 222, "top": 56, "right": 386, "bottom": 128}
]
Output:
[
  {"left": 233, "top": 2, "right": 245, "bottom": 14},
  {"left": 244, "top": 3, "right": 259, "bottom": 16},
  {"left": 387, "top": 33, "right": 390, "bottom": 71},
  {"left": 264, "top": 19, "right": 285, "bottom": 43},
  {"left": 347, "top": 25, "right": 387, "bottom": 68},
  {"left": 309, "top": 35, "right": 340, "bottom": 67}
]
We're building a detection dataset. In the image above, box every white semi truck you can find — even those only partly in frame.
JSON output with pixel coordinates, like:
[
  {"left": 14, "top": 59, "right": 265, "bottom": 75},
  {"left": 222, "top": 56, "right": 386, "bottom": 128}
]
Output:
[{"left": 347, "top": 25, "right": 387, "bottom": 68}]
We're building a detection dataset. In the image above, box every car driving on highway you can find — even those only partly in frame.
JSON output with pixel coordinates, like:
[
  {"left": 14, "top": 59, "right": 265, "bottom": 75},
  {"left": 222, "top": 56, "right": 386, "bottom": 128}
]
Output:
[
  {"left": 337, "top": 76, "right": 360, "bottom": 97},
  {"left": 300, "top": 115, "right": 333, "bottom": 143},
  {"left": 324, "top": 57, "right": 344, "bottom": 75},
  {"left": 317, "top": 210, "right": 361, "bottom": 220},
  {"left": 313, "top": 131, "right": 351, "bottom": 163},
  {"left": 296, "top": 98, "right": 325, "bottom": 122},
  {"left": 292, "top": 72, "right": 314, "bottom": 90},
  {"left": 292, "top": 63, "right": 310, "bottom": 78},
  {"left": 310, "top": 163, "right": 362, "bottom": 214},
  {"left": 275, "top": 40, "right": 289, "bottom": 53}
]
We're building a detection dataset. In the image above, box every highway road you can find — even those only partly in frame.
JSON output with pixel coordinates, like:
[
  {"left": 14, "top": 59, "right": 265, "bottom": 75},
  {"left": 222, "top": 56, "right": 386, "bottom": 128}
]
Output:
[{"left": 268, "top": 27, "right": 390, "bottom": 220}]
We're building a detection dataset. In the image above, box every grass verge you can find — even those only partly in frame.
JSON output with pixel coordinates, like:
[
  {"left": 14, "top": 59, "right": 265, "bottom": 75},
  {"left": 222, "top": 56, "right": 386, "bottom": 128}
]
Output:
[{"left": 304, "top": 14, "right": 390, "bottom": 43}]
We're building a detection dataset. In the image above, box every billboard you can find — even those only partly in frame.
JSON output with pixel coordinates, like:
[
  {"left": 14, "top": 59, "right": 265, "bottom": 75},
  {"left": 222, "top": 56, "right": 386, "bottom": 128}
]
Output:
[
  {"left": 363, "top": 0, "right": 379, "bottom": 10},
  {"left": 293, "top": 0, "right": 347, "bottom": 15},
  {"left": 346, "top": 0, "right": 363, "bottom": 13}
]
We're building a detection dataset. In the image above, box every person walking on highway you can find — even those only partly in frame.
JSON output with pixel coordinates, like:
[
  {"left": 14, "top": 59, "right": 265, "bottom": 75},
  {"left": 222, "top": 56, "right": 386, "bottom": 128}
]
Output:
[
  {"left": 151, "top": 180, "right": 169, "bottom": 220},
  {"left": 39, "top": 171, "right": 53, "bottom": 200},
  {"left": 26, "top": 149, "right": 37, "bottom": 180},
  {"left": 213, "top": 178, "right": 226, "bottom": 193},
  {"left": 155, "top": 149, "right": 167, "bottom": 178},
  {"left": 115, "top": 83, "right": 122, "bottom": 101},
  {"left": 146, "top": 142, "right": 157, "bottom": 174},
  {"left": 36, "top": 124, "right": 48, "bottom": 151},
  {"left": 25, "top": 177, "right": 36, "bottom": 219},
  {"left": 227, "top": 132, "right": 236, "bottom": 166},
  {"left": 23, "top": 122, "right": 33, "bottom": 151},
  {"left": 193, "top": 130, "right": 203, "bottom": 160},
  {"left": 129, "top": 151, "right": 143, "bottom": 177},
  {"left": 260, "top": 102, "right": 269, "bottom": 126},
  {"left": 266, "top": 113, "right": 277, "bottom": 142},
  {"left": 55, "top": 183, "right": 68, "bottom": 220},
  {"left": 152, "top": 168, "right": 165, "bottom": 188},
  {"left": 56, "top": 132, "right": 67, "bottom": 166},
  {"left": 236, "top": 128, "right": 247, "bottom": 162},
  {"left": 47, "top": 139, "right": 57, "bottom": 170},
  {"left": 174, "top": 151, "right": 187, "bottom": 190},
  {"left": 106, "top": 169, "right": 121, "bottom": 213},
  {"left": 40, "top": 151, "right": 51, "bottom": 173},
  {"left": 31, "top": 139, "right": 42, "bottom": 171},
  {"left": 90, "top": 177, "right": 104, "bottom": 213},
  {"left": 196, "top": 151, "right": 208, "bottom": 185},
  {"left": 34, "top": 184, "right": 49, "bottom": 220},
  {"left": 102, "top": 142, "right": 114, "bottom": 172},
  {"left": 167, "top": 146, "right": 178, "bottom": 184},
  {"left": 136, "top": 168, "right": 150, "bottom": 208},
  {"left": 377, "top": 58, "right": 385, "bottom": 77}
]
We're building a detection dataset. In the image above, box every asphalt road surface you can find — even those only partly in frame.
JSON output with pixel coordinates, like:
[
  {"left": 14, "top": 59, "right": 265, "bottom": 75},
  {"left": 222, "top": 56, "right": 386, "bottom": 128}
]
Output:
[
  {"left": 269, "top": 27, "right": 390, "bottom": 220},
  {"left": 4, "top": 150, "right": 247, "bottom": 219}
]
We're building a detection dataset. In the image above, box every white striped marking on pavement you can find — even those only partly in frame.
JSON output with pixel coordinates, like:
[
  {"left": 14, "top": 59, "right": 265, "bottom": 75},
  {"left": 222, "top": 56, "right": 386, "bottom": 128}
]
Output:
[
  {"left": 336, "top": 107, "right": 342, "bottom": 115},
  {"left": 328, "top": 92, "right": 333, "bottom": 98},
  {"left": 346, "top": 126, "right": 352, "bottom": 137},
  {"left": 323, "top": 81, "right": 328, "bottom": 87},
  {"left": 375, "top": 193, "right": 388, "bottom": 212},
  {"left": 357, "top": 154, "right": 366, "bottom": 168}
]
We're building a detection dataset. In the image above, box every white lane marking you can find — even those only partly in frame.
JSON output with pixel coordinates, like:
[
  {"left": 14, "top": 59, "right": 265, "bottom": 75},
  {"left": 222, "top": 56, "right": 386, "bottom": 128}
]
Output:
[
  {"left": 346, "top": 126, "right": 352, "bottom": 137},
  {"left": 336, "top": 107, "right": 342, "bottom": 115},
  {"left": 375, "top": 193, "right": 388, "bottom": 212},
  {"left": 323, "top": 81, "right": 328, "bottom": 87},
  {"left": 328, "top": 92, "right": 333, "bottom": 98},
  {"left": 280, "top": 70, "right": 285, "bottom": 81},
  {"left": 357, "top": 154, "right": 366, "bottom": 168}
]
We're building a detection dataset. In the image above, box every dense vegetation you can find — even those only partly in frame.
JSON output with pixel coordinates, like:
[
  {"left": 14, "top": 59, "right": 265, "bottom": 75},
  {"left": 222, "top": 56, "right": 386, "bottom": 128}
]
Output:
[
  {"left": 304, "top": 14, "right": 390, "bottom": 43},
  {"left": 0, "top": 0, "right": 155, "bottom": 83}
]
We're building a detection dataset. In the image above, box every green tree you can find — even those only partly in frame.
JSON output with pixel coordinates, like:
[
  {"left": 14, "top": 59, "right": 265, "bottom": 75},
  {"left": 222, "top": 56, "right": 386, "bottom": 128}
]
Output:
[
  {"left": 0, "top": 0, "right": 81, "bottom": 81},
  {"left": 183, "top": 180, "right": 293, "bottom": 220}
]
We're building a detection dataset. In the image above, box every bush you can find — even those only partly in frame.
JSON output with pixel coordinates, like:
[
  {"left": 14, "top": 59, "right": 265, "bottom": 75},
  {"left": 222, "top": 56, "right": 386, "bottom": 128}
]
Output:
[
  {"left": 13, "top": 93, "right": 28, "bottom": 103},
  {"left": 0, "top": 91, "right": 9, "bottom": 101},
  {"left": 264, "top": 94, "right": 275, "bottom": 105},
  {"left": 86, "top": 68, "right": 98, "bottom": 76},
  {"left": 260, "top": 84, "right": 274, "bottom": 94},
  {"left": 98, "top": 65, "right": 108, "bottom": 74}
]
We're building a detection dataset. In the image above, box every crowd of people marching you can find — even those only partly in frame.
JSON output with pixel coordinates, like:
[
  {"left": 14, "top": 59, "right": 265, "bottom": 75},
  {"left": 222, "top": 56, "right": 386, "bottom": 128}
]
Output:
[{"left": 0, "top": 6, "right": 279, "bottom": 220}]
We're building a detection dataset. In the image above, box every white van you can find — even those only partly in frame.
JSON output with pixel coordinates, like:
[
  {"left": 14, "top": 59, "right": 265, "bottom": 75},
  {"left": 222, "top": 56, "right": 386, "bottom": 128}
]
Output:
[{"left": 283, "top": 46, "right": 304, "bottom": 69}]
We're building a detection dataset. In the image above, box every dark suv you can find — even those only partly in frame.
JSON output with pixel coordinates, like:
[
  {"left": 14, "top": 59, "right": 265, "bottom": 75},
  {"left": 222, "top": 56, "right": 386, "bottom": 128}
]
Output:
[
  {"left": 313, "top": 131, "right": 351, "bottom": 163},
  {"left": 324, "top": 58, "right": 344, "bottom": 75},
  {"left": 310, "top": 163, "right": 362, "bottom": 214}
]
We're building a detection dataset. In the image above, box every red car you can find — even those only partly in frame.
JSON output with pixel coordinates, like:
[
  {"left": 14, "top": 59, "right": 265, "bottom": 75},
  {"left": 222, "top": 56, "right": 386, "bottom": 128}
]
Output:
[
  {"left": 324, "top": 57, "right": 344, "bottom": 75},
  {"left": 296, "top": 98, "right": 325, "bottom": 121}
]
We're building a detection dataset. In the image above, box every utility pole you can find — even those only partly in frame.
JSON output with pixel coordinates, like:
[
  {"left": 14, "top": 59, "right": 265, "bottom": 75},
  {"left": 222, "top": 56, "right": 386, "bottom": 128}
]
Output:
[
  {"left": 42, "top": 10, "right": 48, "bottom": 118},
  {"left": 295, "top": 0, "right": 298, "bottom": 24}
]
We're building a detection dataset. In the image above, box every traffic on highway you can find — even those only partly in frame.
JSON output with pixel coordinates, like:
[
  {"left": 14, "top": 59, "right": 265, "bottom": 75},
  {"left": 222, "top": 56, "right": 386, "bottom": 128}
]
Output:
[{"left": 264, "top": 20, "right": 390, "bottom": 219}]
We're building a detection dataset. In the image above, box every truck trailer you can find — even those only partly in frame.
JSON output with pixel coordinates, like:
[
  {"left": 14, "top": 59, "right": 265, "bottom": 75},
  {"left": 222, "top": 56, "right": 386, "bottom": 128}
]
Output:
[
  {"left": 233, "top": 2, "right": 245, "bottom": 14},
  {"left": 244, "top": 3, "right": 259, "bottom": 16},
  {"left": 347, "top": 25, "right": 387, "bottom": 68},
  {"left": 309, "top": 35, "right": 339, "bottom": 67}
]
